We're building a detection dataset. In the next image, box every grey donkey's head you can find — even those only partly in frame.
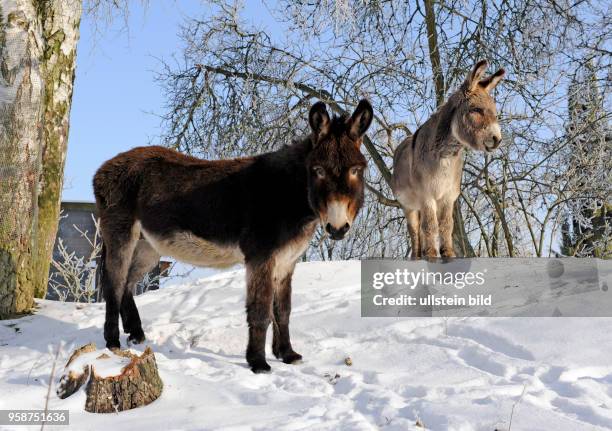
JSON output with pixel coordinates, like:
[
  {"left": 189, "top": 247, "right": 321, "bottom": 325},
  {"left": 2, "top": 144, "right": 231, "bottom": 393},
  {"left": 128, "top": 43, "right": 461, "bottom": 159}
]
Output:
[{"left": 450, "top": 60, "right": 505, "bottom": 153}]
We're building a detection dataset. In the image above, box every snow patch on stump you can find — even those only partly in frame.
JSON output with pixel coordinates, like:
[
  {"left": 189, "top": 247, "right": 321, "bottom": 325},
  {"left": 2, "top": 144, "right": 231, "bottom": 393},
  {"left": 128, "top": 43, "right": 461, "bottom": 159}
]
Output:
[{"left": 57, "top": 343, "right": 163, "bottom": 413}]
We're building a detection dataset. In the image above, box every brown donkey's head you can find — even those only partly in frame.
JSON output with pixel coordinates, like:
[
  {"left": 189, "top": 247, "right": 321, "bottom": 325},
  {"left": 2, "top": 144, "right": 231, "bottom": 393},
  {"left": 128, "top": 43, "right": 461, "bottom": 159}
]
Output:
[
  {"left": 306, "top": 100, "right": 373, "bottom": 240},
  {"left": 452, "top": 60, "right": 505, "bottom": 152}
]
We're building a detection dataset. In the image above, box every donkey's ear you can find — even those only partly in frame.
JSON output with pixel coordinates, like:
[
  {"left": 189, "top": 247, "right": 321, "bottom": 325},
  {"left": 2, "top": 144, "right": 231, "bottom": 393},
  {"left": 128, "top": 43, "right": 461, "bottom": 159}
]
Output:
[
  {"left": 347, "top": 99, "right": 374, "bottom": 139},
  {"left": 466, "top": 60, "right": 488, "bottom": 91},
  {"left": 479, "top": 68, "right": 505, "bottom": 93},
  {"left": 309, "top": 101, "right": 330, "bottom": 136}
]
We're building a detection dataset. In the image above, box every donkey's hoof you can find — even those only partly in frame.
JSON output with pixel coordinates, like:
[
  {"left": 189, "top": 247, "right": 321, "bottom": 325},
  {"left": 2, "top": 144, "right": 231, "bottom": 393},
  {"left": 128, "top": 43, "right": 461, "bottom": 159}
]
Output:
[
  {"left": 440, "top": 255, "right": 455, "bottom": 263},
  {"left": 424, "top": 247, "right": 438, "bottom": 257},
  {"left": 127, "top": 330, "right": 146, "bottom": 345},
  {"left": 440, "top": 248, "right": 456, "bottom": 259},
  {"left": 282, "top": 351, "right": 303, "bottom": 364},
  {"left": 106, "top": 340, "right": 121, "bottom": 350},
  {"left": 249, "top": 359, "right": 272, "bottom": 374}
]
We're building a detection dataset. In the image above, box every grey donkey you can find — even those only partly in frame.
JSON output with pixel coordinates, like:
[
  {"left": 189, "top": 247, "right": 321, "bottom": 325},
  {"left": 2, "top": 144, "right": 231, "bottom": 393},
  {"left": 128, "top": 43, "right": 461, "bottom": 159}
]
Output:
[{"left": 392, "top": 60, "right": 505, "bottom": 259}]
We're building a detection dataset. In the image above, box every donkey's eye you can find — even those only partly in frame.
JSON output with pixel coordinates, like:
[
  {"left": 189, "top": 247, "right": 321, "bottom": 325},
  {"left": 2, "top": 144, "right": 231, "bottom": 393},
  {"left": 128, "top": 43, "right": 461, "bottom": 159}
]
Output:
[
  {"left": 470, "top": 107, "right": 484, "bottom": 115},
  {"left": 313, "top": 166, "right": 326, "bottom": 178},
  {"left": 349, "top": 166, "right": 362, "bottom": 176}
]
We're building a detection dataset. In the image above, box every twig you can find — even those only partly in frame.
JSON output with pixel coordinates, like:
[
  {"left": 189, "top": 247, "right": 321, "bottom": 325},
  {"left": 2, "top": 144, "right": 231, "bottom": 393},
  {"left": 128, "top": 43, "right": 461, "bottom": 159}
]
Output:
[
  {"left": 508, "top": 384, "right": 527, "bottom": 430},
  {"left": 366, "top": 184, "right": 401, "bottom": 208},
  {"left": 41, "top": 343, "right": 61, "bottom": 431}
]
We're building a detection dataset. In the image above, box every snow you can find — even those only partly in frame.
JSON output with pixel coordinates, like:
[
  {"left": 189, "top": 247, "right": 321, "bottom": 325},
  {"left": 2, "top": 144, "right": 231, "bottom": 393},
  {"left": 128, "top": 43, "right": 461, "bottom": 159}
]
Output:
[
  {"left": 1, "top": 261, "right": 612, "bottom": 430},
  {"left": 63, "top": 349, "right": 136, "bottom": 379}
]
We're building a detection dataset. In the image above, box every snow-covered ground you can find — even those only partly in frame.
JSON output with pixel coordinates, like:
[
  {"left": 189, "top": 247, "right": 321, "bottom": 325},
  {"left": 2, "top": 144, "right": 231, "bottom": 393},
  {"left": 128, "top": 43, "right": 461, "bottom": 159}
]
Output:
[{"left": 1, "top": 261, "right": 612, "bottom": 430}]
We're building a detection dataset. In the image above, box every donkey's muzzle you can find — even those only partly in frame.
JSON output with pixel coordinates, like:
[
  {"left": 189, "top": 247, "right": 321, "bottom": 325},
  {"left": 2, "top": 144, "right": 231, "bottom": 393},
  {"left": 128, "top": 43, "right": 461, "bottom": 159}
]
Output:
[
  {"left": 326, "top": 222, "right": 350, "bottom": 240},
  {"left": 485, "top": 136, "right": 501, "bottom": 152}
]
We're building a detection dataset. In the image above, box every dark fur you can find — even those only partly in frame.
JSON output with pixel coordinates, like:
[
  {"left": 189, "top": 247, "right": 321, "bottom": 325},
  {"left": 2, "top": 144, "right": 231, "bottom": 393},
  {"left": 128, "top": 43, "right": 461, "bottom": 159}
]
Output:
[{"left": 93, "top": 100, "right": 373, "bottom": 373}]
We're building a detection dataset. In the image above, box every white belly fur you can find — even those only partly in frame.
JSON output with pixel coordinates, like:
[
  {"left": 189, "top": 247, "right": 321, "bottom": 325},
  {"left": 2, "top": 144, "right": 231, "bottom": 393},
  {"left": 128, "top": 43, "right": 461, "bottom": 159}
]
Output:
[
  {"left": 141, "top": 227, "right": 244, "bottom": 268},
  {"left": 272, "top": 221, "right": 318, "bottom": 282},
  {"left": 395, "top": 159, "right": 460, "bottom": 209}
]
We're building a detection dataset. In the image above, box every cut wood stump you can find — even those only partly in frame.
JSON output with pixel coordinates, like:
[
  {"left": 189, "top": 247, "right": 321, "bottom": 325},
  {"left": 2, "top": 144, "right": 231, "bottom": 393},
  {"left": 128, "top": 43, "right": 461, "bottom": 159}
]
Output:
[{"left": 57, "top": 343, "right": 163, "bottom": 413}]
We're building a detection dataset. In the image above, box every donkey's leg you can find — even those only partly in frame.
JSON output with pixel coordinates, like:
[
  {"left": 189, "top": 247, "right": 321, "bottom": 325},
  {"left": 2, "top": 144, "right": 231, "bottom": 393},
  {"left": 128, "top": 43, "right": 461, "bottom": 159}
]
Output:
[
  {"left": 121, "top": 239, "right": 160, "bottom": 344},
  {"left": 438, "top": 198, "right": 456, "bottom": 258},
  {"left": 272, "top": 271, "right": 302, "bottom": 364},
  {"left": 405, "top": 209, "right": 421, "bottom": 259},
  {"left": 420, "top": 200, "right": 439, "bottom": 259},
  {"left": 100, "top": 216, "right": 140, "bottom": 350},
  {"left": 120, "top": 292, "right": 143, "bottom": 343},
  {"left": 245, "top": 260, "right": 274, "bottom": 373}
]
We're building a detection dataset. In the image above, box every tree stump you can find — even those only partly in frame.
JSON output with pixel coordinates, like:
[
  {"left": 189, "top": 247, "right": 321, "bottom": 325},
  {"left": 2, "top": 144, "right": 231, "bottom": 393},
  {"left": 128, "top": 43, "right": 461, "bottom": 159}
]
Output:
[{"left": 57, "top": 343, "right": 163, "bottom": 413}]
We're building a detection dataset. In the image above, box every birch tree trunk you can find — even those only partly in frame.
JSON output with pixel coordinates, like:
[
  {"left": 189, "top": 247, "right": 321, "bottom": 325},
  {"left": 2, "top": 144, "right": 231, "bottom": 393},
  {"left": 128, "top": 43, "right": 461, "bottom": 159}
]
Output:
[
  {"left": 32, "top": 0, "right": 81, "bottom": 298},
  {"left": 0, "top": 0, "right": 44, "bottom": 317},
  {"left": 0, "top": 0, "right": 81, "bottom": 317}
]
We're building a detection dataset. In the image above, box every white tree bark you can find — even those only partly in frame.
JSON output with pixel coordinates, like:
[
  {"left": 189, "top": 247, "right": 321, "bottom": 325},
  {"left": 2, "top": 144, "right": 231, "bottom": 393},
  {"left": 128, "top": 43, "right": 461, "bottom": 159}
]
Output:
[
  {"left": 33, "top": 0, "right": 81, "bottom": 297},
  {"left": 0, "top": 0, "right": 81, "bottom": 317},
  {"left": 0, "top": 0, "right": 44, "bottom": 317}
]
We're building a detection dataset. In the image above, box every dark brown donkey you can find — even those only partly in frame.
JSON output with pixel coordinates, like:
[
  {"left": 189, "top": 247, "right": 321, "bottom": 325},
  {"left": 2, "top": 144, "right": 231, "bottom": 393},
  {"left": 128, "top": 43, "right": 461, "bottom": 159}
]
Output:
[{"left": 93, "top": 100, "right": 373, "bottom": 373}]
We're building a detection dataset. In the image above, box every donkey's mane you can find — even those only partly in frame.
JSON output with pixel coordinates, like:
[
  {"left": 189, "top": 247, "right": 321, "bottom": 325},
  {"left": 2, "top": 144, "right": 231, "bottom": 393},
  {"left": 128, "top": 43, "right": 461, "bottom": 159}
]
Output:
[
  {"left": 409, "top": 92, "right": 462, "bottom": 159},
  {"left": 291, "top": 114, "right": 350, "bottom": 147},
  {"left": 327, "top": 114, "right": 350, "bottom": 135},
  {"left": 433, "top": 96, "right": 462, "bottom": 157}
]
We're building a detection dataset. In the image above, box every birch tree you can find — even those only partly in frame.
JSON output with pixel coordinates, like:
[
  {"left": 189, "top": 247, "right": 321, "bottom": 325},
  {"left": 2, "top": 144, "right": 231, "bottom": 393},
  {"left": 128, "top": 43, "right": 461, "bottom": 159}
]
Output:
[
  {"left": 0, "top": 0, "right": 44, "bottom": 317},
  {"left": 32, "top": 0, "right": 82, "bottom": 298},
  {"left": 0, "top": 0, "right": 81, "bottom": 317}
]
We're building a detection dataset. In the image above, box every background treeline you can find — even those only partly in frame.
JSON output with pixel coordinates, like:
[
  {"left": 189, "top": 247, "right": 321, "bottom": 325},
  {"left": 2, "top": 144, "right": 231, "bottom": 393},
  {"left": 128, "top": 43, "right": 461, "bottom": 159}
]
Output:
[{"left": 159, "top": 0, "right": 611, "bottom": 260}]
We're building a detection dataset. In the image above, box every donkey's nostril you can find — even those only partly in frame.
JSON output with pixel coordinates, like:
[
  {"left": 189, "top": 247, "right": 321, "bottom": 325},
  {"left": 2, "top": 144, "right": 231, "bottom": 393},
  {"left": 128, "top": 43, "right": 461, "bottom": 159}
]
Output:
[{"left": 325, "top": 222, "right": 349, "bottom": 240}]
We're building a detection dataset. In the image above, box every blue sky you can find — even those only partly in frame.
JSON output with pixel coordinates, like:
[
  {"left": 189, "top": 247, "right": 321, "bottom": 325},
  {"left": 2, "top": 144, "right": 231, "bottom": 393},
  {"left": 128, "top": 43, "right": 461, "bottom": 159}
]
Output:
[
  {"left": 63, "top": 1, "right": 197, "bottom": 201},
  {"left": 63, "top": 1, "right": 279, "bottom": 202}
]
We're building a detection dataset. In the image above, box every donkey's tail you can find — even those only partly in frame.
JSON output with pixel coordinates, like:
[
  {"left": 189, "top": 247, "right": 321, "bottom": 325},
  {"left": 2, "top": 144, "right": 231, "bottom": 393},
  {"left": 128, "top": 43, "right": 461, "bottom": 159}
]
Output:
[{"left": 97, "top": 241, "right": 108, "bottom": 301}]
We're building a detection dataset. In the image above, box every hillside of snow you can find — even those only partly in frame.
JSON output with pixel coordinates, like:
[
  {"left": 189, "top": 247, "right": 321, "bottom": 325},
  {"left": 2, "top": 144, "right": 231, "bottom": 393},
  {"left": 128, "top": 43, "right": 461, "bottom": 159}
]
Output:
[{"left": 1, "top": 261, "right": 612, "bottom": 430}]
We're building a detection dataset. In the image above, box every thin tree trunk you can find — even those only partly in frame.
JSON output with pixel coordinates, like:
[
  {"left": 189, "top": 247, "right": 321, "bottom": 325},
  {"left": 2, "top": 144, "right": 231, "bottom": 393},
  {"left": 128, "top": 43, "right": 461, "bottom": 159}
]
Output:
[
  {"left": 423, "top": 0, "right": 445, "bottom": 107},
  {"left": 453, "top": 200, "right": 475, "bottom": 257},
  {"left": 31, "top": 0, "right": 81, "bottom": 298},
  {"left": 0, "top": 0, "right": 44, "bottom": 317}
]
